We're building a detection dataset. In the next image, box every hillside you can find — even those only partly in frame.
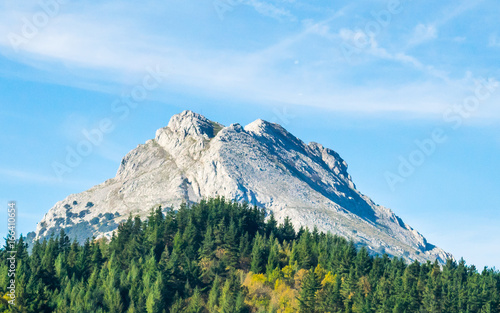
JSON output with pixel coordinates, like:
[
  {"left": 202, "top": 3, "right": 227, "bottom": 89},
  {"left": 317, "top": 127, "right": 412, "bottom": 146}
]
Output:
[{"left": 3, "top": 199, "right": 499, "bottom": 313}]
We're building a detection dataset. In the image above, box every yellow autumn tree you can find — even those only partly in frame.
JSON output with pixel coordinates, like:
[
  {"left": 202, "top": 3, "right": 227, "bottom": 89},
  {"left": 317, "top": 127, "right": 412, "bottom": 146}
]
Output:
[
  {"left": 242, "top": 272, "right": 272, "bottom": 309},
  {"left": 271, "top": 278, "right": 299, "bottom": 313}
]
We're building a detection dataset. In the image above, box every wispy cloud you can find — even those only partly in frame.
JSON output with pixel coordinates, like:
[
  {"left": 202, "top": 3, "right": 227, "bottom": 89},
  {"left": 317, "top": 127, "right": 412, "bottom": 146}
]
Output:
[
  {"left": 408, "top": 24, "right": 437, "bottom": 46},
  {"left": 0, "top": 168, "right": 60, "bottom": 184},
  {"left": 0, "top": 1, "right": 498, "bottom": 119},
  {"left": 434, "top": 0, "right": 483, "bottom": 27},
  {"left": 0, "top": 168, "right": 99, "bottom": 187},
  {"left": 243, "top": 0, "right": 295, "bottom": 21},
  {"left": 338, "top": 28, "right": 450, "bottom": 82}
]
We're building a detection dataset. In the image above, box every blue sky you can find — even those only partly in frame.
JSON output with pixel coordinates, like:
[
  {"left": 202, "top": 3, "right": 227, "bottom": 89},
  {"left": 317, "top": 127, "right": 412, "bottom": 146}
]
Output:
[{"left": 0, "top": 0, "right": 499, "bottom": 269}]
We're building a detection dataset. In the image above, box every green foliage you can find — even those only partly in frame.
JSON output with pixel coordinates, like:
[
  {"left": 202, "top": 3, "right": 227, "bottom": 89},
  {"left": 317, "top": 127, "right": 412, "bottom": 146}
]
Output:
[
  {"left": 298, "top": 269, "right": 321, "bottom": 313},
  {"left": 1, "top": 197, "right": 499, "bottom": 313}
]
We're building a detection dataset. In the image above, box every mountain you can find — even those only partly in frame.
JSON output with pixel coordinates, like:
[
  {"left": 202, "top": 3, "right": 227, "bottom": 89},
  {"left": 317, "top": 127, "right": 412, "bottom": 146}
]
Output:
[{"left": 30, "top": 110, "right": 452, "bottom": 263}]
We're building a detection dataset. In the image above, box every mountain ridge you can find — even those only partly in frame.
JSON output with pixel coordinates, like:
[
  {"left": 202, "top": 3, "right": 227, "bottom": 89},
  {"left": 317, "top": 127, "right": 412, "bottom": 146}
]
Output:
[{"left": 30, "top": 110, "right": 452, "bottom": 264}]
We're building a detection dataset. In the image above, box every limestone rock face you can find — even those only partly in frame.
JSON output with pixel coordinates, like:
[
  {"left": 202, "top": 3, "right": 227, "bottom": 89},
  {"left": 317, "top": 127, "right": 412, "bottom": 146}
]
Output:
[{"left": 32, "top": 110, "right": 452, "bottom": 263}]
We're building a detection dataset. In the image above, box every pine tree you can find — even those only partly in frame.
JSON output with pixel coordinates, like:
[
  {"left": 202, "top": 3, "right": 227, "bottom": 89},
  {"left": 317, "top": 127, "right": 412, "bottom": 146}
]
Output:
[
  {"left": 265, "top": 212, "right": 278, "bottom": 237},
  {"left": 279, "top": 216, "right": 296, "bottom": 242},
  {"left": 238, "top": 231, "right": 251, "bottom": 269},
  {"left": 169, "top": 293, "right": 184, "bottom": 313},
  {"left": 219, "top": 277, "right": 236, "bottom": 313},
  {"left": 355, "top": 247, "right": 372, "bottom": 277},
  {"left": 235, "top": 290, "right": 247, "bottom": 313},
  {"left": 59, "top": 229, "right": 71, "bottom": 254},
  {"left": 6, "top": 197, "right": 500, "bottom": 313},
  {"left": 199, "top": 226, "right": 215, "bottom": 260},
  {"left": 266, "top": 239, "right": 280, "bottom": 274},
  {"left": 341, "top": 270, "right": 359, "bottom": 312},
  {"left": 339, "top": 241, "right": 357, "bottom": 275},
  {"left": 208, "top": 275, "right": 222, "bottom": 313},
  {"left": 223, "top": 219, "right": 239, "bottom": 269},
  {"left": 41, "top": 236, "right": 57, "bottom": 279},
  {"left": 317, "top": 272, "right": 343, "bottom": 312},
  {"left": 127, "top": 259, "right": 145, "bottom": 313},
  {"left": 103, "top": 253, "right": 123, "bottom": 313},
  {"left": 296, "top": 231, "right": 312, "bottom": 269},
  {"left": 199, "top": 225, "right": 216, "bottom": 284},
  {"left": 299, "top": 269, "right": 321, "bottom": 313},
  {"left": 250, "top": 233, "right": 266, "bottom": 274},
  {"left": 55, "top": 253, "right": 67, "bottom": 279},
  {"left": 183, "top": 217, "right": 199, "bottom": 260},
  {"left": 403, "top": 260, "right": 421, "bottom": 312},
  {"left": 422, "top": 262, "right": 443, "bottom": 313},
  {"left": 91, "top": 241, "right": 104, "bottom": 268},
  {"left": 185, "top": 287, "right": 204, "bottom": 313},
  {"left": 66, "top": 240, "right": 79, "bottom": 276},
  {"left": 76, "top": 238, "right": 91, "bottom": 280},
  {"left": 146, "top": 275, "right": 165, "bottom": 313}
]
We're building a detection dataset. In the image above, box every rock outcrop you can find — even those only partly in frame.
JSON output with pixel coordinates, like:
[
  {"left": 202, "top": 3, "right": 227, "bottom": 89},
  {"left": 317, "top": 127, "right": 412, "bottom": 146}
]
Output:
[{"left": 31, "top": 110, "right": 452, "bottom": 263}]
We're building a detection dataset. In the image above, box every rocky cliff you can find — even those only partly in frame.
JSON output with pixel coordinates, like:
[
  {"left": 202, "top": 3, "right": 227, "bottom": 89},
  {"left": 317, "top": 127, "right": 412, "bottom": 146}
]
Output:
[{"left": 31, "top": 110, "right": 452, "bottom": 263}]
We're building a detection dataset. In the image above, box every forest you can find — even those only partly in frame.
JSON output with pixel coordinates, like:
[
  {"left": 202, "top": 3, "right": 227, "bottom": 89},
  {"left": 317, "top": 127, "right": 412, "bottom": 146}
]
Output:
[{"left": 1, "top": 197, "right": 499, "bottom": 312}]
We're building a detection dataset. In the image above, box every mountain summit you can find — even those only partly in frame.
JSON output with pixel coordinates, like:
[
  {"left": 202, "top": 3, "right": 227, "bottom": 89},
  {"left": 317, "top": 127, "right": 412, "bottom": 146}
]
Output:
[{"left": 32, "top": 110, "right": 452, "bottom": 263}]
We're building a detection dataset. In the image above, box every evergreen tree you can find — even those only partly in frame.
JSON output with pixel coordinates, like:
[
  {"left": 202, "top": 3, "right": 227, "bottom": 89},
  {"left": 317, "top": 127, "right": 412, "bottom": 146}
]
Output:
[
  {"left": 103, "top": 253, "right": 123, "bottom": 313},
  {"left": 299, "top": 269, "right": 321, "bottom": 313},
  {"left": 185, "top": 287, "right": 204, "bottom": 313},
  {"left": 317, "top": 272, "right": 343, "bottom": 312},
  {"left": 265, "top": 212, "right": 278, "bottom": 237},
  {"left": 146, "top": 275, "right": 165, "bottom": 313},
  {"left": 91, "top": 240, "right": 104, "bottom": 268},
  {"left": 223, "top": 219, "right": 239, "bottom": 269},
  {"left": 58, "top": 229, "right": 71, "bottom": 254},
  {"left": 76, "top": 238, "right": 91, "bottom": 280},
  {"left": 238, "top": 231, "right": 251, "bottom": 269},
  {"left": 169, "top": 293, "right": 184, "bottom": 313},
  {"left": 250, "top": 233, "right": 267, "bottom": 274},
  {"left": 208, "top": 275, "right": 222, "bottom": 313},
  {"left": 278, "top": 216, "right": 296, "bottom": 242},
  {"left": 266, "top": 239, "right": 280, "bottom": 274},
  {"left": 219, "top": 277, "right": 236, "bottom": 313},
  {"left": 3, "top": 198, "right": 500, "bottom": 313},
  {"left": 355, "top": 246, "right": 372, "bottom": 277}
]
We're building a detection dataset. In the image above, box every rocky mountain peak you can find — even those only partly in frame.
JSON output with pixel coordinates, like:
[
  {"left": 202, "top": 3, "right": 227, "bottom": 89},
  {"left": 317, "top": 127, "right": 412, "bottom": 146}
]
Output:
[
  {"left": 244, "top": 118, "right": 269, "bottom": 134},
  {"left": 161, "top": 110, "right": 223, "bottom": 140},
  {"left": 31, "top": 111, "right": 453, "bottom": 264},
  {"left": 152, "top": 110, "right": 224, "bottom": 162}
]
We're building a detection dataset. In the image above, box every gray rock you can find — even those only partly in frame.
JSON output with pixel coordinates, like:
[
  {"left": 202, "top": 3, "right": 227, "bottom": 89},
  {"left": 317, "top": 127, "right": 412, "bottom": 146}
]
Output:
[{"left": 33, "top": 110, "right": 452, "bottom": 263}]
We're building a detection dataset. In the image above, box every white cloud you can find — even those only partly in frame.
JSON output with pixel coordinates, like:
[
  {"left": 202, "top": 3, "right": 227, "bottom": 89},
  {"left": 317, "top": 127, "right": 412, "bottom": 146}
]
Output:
[
  {"left": 243, "top": 0, "right": 295, "bottom": 21},
  {"left": 408, "top": 24, "right": 437, "bottom": 46},
  {"left": 302, "top": 19, "right": 331, "bottom": 37},
  {"left": 0, "top": 168, "right": 61, "bottom": 184},
  {"left": 337, "top": 28, "right": 450, "bottom": 82},
  {"left": 0, "top": 167, "right": 100, "bottom": 187},
  {"left": 0, "top": 1, "right": 498, "bottom": 119},
  {"left": 338, "top": 28, "right": 368, "bottom": 45}
]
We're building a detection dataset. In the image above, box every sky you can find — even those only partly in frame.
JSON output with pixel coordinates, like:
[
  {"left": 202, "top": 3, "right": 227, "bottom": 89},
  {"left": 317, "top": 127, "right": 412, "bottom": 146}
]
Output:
[{"left": 0, "top": 0, "right": 499, "bottom": 269}]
